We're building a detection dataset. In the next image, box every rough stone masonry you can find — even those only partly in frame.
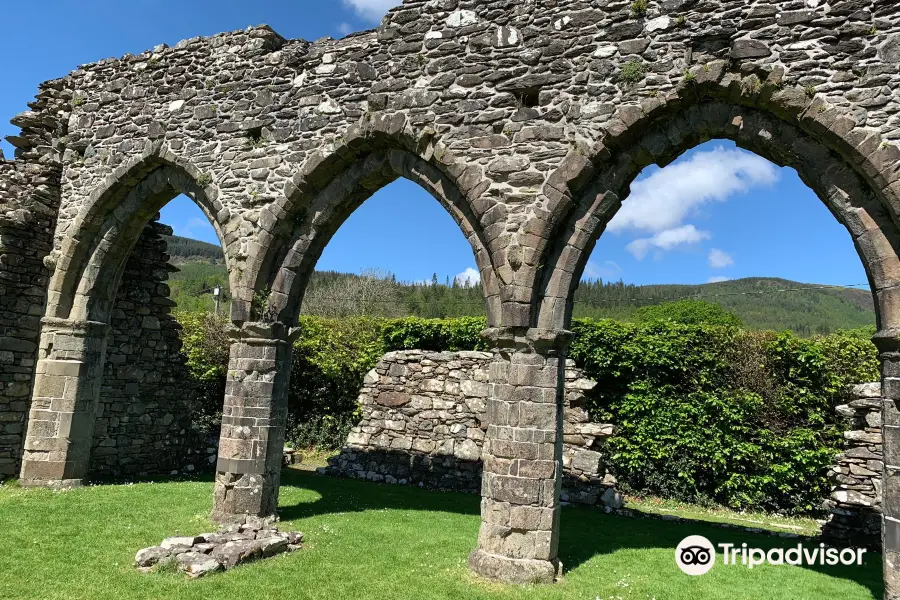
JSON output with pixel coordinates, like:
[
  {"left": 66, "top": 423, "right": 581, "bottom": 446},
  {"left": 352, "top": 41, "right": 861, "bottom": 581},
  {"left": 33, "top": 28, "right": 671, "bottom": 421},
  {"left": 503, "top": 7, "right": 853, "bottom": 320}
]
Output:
[
  {"left": 2, "top": 0, "right": 900, "bottom": 593},
  {"left": 321, "top": 350, "right": 622, "bottom": 509}
]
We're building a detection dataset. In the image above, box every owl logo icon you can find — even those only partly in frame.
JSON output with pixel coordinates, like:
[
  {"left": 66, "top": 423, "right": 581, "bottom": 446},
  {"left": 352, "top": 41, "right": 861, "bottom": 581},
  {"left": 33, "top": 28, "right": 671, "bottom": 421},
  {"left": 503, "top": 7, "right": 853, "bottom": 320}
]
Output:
[{"left": 676, "top": 536, "right": 716, "bottom": 575}]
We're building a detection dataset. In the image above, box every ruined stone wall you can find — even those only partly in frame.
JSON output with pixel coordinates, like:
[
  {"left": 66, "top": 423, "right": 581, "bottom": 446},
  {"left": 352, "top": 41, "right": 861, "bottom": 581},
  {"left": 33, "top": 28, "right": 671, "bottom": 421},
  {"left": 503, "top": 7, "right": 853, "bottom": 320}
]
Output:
[
  {"left": 0, "top": 82, "right": 68, "bottom": 478},
  {"left": 21, "top": 0, "right": 896, "bottom": 332},
  {"left": 0, "top": 85, "right": 203, "bottom": 478},
  {"left": 823, "top": 382, "right": 884, "bottom": 549},
  {"left": 0, "top": 188, "right": 54, "bottom": 478},
  {"left": 323, "top": 350, "right": 622, "bottom": 509},
  {"left": 90, "top": 221, "right": 199, "bottom": 478}
]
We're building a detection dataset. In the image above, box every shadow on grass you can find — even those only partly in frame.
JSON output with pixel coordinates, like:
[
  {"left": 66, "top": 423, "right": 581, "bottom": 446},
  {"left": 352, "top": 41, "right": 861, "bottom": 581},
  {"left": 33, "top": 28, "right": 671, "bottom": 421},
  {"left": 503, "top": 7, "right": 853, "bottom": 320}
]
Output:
[{"left": 279, "top": 469, "right": 884, "bottom": 598}]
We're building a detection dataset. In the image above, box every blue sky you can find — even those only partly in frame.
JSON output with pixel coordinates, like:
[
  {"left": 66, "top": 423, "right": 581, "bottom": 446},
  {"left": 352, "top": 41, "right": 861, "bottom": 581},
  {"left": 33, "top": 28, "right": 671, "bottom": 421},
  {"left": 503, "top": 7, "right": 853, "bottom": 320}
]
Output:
[{"left": 0, "top": 1, "right": 869, "bottom": 288}]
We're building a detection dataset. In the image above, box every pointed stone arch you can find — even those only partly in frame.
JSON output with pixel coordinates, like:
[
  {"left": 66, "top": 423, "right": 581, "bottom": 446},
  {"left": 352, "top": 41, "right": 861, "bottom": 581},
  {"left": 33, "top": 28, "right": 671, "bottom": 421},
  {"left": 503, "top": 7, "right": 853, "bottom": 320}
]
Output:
[
  {"left": 535, "top": 67, "right": 900, "bottom": 331},
  {"left": 46, "top": 143, "right": 238, "bottom": 324},
  {"left": 247, "top": 114, "right": 502, "bottom": 326}
]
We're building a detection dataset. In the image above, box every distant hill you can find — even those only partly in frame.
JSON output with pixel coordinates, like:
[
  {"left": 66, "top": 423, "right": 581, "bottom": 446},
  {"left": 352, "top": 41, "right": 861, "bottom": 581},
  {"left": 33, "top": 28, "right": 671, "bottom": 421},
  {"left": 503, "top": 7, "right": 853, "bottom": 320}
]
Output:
[
  {"left": 572, "top": 277, "right": 875, "bottom": 335},
  {"left": 160, "top": 236, "right": 875, "bottom": 335},
  {"left": 163, "top": 235, "right": 224, "bottom": 265}
]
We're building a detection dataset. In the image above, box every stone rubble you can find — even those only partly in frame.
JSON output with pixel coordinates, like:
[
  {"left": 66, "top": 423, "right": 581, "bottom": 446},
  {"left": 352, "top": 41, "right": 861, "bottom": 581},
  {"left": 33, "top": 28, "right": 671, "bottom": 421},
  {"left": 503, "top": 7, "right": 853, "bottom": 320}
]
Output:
[{"left": 135, "top": 516, "right": 303, "bottom": 578}]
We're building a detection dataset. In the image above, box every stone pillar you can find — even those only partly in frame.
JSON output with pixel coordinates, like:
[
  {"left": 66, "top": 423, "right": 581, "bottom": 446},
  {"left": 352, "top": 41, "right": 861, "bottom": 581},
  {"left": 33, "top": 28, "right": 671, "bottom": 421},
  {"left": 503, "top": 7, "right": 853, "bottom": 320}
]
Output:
[
  {"left": 875, "top": 331, "right": 900, "bottom": 600},
  {"left": 469, "top": 327, "right": 571, "bottom": 584},
  {"left": 211, "top": 322, "right": 295, "bottom": 523},
  {"left": 19, "top": 318, "right": 110, "bottom": 488}
]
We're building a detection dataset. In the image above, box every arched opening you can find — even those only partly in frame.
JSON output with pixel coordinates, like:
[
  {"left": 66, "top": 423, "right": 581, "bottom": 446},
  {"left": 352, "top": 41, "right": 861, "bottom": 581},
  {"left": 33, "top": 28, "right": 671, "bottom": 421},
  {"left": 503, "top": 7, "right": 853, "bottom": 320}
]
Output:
[
  {"left": 252, "top": 146, "right": 497, "bottom": 472},
  {"left": 536, "top": 99, "right": 900, "bottom": 572},
  {"left": 299, "top": 177, "right": 488, "bottom": 320},
  {"left": 536, "top": 101, "right": 900, "bottom": 332},
  {"left": 575, "top": 139, "right": 874, "bottom": 335},
  {"left": 21, "top": 155, "right": 236, "bottom": 484},
  {"left": 257, "top": 146, "right": 499, "bottom": 327}
]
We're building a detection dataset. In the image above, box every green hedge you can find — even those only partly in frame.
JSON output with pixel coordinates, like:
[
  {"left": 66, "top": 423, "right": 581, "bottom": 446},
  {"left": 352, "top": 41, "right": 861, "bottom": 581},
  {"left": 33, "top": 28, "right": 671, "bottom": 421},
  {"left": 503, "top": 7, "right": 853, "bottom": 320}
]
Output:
[
  {"left": 569, "top": 320, "right": 878, "bottom": 513},
  {"left": 176, "top": 313, "right": 879, "bottom": 514}
]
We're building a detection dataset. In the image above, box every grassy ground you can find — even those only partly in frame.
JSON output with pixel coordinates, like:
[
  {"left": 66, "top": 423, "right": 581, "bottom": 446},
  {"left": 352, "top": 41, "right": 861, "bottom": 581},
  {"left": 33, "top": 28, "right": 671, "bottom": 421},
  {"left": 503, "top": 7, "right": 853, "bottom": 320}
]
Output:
[
  {"left": 0, "top": 470, "right": 883, "bottom": 600},
  {"left": 623, "top": 495, "right": 822, "bottom": 537}
]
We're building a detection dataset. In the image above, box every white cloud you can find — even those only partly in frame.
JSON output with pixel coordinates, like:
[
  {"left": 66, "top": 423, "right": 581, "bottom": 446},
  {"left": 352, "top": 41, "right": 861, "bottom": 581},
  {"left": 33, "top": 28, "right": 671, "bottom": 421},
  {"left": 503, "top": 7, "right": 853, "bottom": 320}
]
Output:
[
  {"left": 708, "top": 276, "right": 731, "bottom": 283},
  {"left": 342, "top": 0, "right": 402, "bottom": 23},
  {"left": 608, "top": 146, "right": 780, "bottom": 234},
  {"left": 584, "top": 260, "right": 622, "bottom": 280},
  {"left": 455, "top": 268, "right": 481, "bottom": 286},
  {"left": 708, "top": 248, "right": 734, "bottom": 269},
  {"left": 626, "top": 225, "right": 710, "bottom": 260},
  {"left": 337, "top": 22, "right": 354, "bottom": 36}
]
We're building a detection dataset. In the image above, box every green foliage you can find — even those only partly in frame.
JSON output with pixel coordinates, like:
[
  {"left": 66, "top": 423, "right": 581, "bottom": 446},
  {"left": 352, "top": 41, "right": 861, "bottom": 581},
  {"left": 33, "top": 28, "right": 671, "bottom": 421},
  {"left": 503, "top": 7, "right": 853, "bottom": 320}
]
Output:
[
  {"left": 178, "top": 312, "right": 879, "bottom": 513},
  {"left": 569, "top": 319, "right": 879, "bottom": 513},
  {"left": 288, "top": 317, "right": 386, "bottom": 449},
  {"left": 381, "top": 317, "right": 488, "bottom": 351},
  {"left": 164, "top": 246, "right": 875, "bottom": 335},
  {"left": 619, "top": 59, "right": 646, "bottom": 84},
  {"left": 631, "top": 0, "right": 648, "bottom": 17},
  {"left": 175, "top": 311, "right": 229, "bottom": 381},
  {"left": 167, "top": 262, "right": 229, "bottom": 314},
  {"left": 634, "top": 300, "right": 743, "bottom": 327},
  {"left": 572, "top": 277, "right": 874, "bottom": 335}
]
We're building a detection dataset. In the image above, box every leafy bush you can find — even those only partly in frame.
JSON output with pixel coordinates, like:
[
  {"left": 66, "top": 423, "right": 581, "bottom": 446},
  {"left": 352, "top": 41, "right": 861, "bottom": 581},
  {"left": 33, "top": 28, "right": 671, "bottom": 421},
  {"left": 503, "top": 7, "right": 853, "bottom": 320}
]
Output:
[
  {"left": 174, "top": 311, "right": 230, "bottom": 435},
  {"left": 569, "top": 319, "right": 879, "bottom": 514},
  {"left": 288, "top": 317, "right": 385, "bottom": 450},
  {"left": 634, "top": 299, "right": 743, "bottom": 327},
  {"left": 176, "top": 314, "right": 879, "bottom": 514},
  {"left": 381, "top": 316, "right": 488, "bottom": 351}
]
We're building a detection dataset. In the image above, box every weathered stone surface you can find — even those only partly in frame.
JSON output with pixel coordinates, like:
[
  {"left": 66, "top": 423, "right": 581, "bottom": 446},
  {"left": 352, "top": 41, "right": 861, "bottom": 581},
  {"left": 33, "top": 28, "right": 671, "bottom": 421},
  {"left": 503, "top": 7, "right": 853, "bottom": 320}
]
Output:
[
  {"left": 3, "top": 0, "right": 900, "bottom": 591},
  {"left": 177, "top": 552, "right": 223, "bottom": 578},
  {"left": 731, "top": 39, "right": 772, "bottom": 59},
  {"left": 136, "top": 520, "right": 303, "bottom": 577},
  {"left": 323, "top": 351, "right": 618, "bottom": 508},
  {"left": 823, "top": 383, "right": 884, "bottom": 551},
  {"left": 135, "top": 546, "right": 171, "bottom": 568}
]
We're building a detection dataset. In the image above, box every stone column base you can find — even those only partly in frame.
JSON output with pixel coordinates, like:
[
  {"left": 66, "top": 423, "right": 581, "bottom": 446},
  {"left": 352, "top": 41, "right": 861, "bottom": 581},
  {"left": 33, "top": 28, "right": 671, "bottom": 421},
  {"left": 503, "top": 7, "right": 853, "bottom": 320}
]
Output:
[
  {"left": 468, "top": 549, "right": 561, "bottom": 584},
  {"left": 20, "top": 477, "right": 85, "bottom": 490}
]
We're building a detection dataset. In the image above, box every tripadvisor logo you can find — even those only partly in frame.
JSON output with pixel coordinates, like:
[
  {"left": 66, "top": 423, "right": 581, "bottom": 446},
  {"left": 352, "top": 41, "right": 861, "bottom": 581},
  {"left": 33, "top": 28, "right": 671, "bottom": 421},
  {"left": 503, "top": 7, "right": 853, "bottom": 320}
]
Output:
[
  {"left": 675, "top": 536, "right": 867, "bottom": 576},
  {"left": 676, "top": 536, "right": 716, "bottom": 576}
]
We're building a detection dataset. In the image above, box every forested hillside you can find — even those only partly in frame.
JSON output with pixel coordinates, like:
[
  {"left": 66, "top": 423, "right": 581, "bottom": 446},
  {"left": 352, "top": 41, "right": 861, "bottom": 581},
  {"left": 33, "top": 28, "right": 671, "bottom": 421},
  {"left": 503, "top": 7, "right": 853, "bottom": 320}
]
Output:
[
  {"left": 163, "top": 235, "right": 225, "bottom": 264},
  {"left": 163, "top": 235, "right": 875, "bottom": 334}
]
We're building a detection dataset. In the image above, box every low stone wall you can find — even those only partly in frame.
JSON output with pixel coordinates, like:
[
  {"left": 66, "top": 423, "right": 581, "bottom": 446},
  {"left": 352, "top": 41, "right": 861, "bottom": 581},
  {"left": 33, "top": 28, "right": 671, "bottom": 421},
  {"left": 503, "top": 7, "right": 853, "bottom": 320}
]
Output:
[
  {"left": 822, "top": 383, "right": 883, "bottom": 550},
  {"left": 321, "top": 350, "right": 622, "bottom": 509}
]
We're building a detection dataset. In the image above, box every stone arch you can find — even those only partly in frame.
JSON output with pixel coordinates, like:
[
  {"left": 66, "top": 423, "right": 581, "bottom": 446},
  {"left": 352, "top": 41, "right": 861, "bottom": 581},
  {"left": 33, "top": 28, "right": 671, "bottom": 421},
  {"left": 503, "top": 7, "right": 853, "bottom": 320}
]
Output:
[
  {"left": 536, "top": 68, "right": 900, "bottom": 331},
  {"left": 47, "top": 144, "right": 237, "bottom": 324},
  {"left": 251, "top": 117, "right": 501, "bottom": 326}
]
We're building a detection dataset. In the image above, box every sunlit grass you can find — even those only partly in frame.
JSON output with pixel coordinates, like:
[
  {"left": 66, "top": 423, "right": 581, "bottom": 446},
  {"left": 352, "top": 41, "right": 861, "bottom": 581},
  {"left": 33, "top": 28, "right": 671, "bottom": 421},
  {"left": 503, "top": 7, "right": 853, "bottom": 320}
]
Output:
[{"left": 0, "top": 470, "right": 882, "bottom": 600}]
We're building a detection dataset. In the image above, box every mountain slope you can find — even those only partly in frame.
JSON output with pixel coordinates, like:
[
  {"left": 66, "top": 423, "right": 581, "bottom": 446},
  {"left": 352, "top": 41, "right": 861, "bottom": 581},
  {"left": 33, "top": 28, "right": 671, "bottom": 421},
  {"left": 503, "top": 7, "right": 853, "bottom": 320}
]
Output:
[
  {"left": 572, "top": 277, "right": 874, "bottom": 335},
  {"left": 161, "top": 236, "right": 875, "bottom": 334}
]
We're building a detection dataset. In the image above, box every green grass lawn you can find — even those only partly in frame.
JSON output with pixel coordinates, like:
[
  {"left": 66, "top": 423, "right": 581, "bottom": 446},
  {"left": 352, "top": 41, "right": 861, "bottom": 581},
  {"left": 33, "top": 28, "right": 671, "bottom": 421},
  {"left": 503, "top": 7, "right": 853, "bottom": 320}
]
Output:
[{"left": 0, "top": 469, "right": 883, "bottom": 600}]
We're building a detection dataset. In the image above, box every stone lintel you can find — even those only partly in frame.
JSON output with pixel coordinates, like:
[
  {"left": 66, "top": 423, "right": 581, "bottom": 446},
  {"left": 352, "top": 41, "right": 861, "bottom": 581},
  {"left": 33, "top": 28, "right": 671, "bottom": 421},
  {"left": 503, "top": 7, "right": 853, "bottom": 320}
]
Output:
[
  {"left": 216, "top": 457, "right": 268, "bottom": 475},
  {"left": 226, "top": 321, "right": 301, "bottom": 346}
]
